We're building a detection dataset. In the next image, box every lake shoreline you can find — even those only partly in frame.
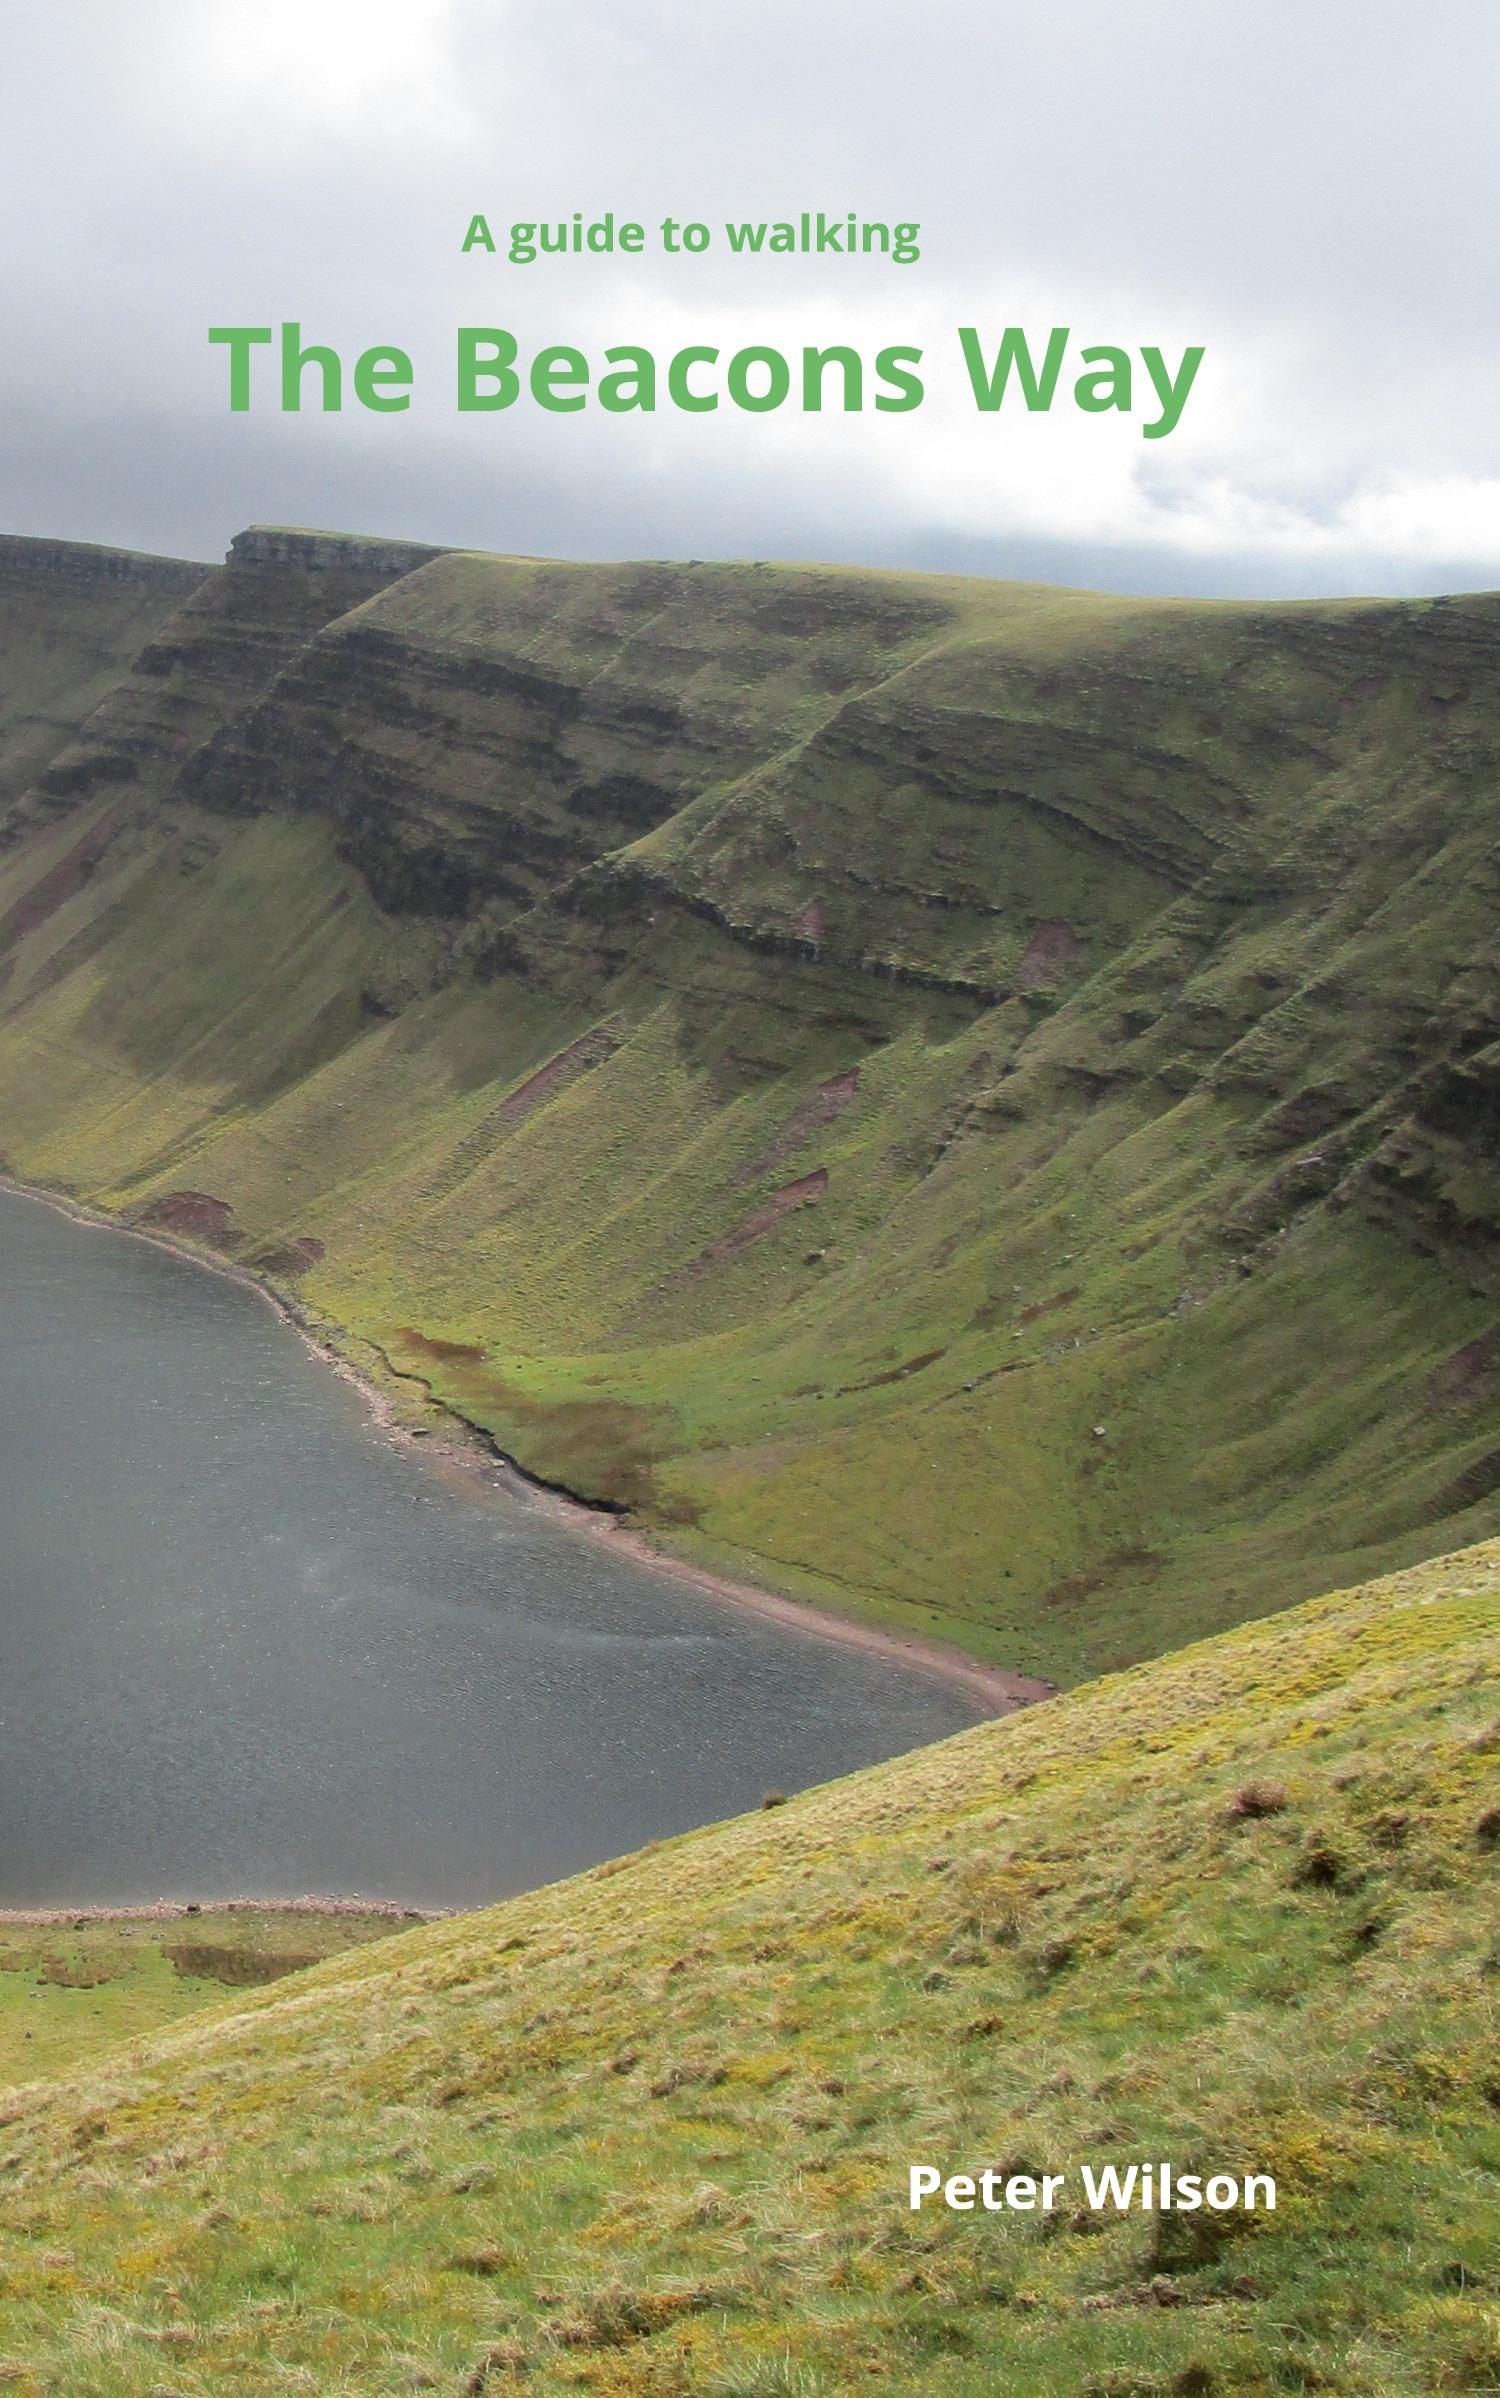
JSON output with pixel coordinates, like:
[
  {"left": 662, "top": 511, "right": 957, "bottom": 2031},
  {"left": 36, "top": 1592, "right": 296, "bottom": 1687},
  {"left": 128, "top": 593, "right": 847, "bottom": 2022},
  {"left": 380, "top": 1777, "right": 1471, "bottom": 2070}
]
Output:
[
  {"left": 0, "top": 1895, "right": 445, "bottom": 1929},
  {"left": 0, "top": 1172, "right": 1055, "bottom": 1721}
]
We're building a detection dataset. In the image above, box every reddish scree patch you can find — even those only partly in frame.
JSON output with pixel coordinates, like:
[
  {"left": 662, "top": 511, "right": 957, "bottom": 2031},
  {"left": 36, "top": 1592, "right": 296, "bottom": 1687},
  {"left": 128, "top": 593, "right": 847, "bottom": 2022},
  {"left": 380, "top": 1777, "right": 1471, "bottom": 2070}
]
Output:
[
  {"left": 249, "top": 1236, "right": 326, "bottom": 1278},
  {"left": 734, "top": 1068, "right": 860, "bottom": 1188},
  {"left": 135, "top": 1191, "right": 240, "bottom": 1248},
  {"left": 715, "top": 1169, "right": 828, "bottom": 1260},
  {"left": 837, "top": 1348, "right": 945, "bottom": 1396},
  {"left": 1428, "top": 1326, "right": 1500, "bottom": 1409},
  {"left": 492, "top": 1028, "right": 620, "bottom": 1133},
  {"left": 668, "top": 1170, "right": 830, "bottom": 1289},
  {"left": 1017, "top": 1284, "right": 1082, "bottom": 1327},
  {"left": 394, "top": 1328, "right": 486, "bottom": 1367},
  {"left": 0, "top": 796, "right": 134, "bottom": 951},
  {"left": 1018, "top": 919, "right": 1083, "bottom": 990}
]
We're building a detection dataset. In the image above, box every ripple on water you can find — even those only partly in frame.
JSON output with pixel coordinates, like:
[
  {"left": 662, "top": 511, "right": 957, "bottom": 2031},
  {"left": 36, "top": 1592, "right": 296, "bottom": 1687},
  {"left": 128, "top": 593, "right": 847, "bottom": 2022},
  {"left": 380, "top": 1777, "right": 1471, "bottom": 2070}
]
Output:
[{"left": 0, "top": 1188, "right": 984, "bottom": 1909}]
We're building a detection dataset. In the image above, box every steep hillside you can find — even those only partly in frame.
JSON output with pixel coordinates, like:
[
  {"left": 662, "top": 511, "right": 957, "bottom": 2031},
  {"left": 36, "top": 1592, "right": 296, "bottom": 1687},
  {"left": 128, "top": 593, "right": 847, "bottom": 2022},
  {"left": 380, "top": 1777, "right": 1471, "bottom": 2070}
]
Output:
[
  {"left": 0, "top": 1541, "right": 1494, "bottom": 2395},
  {"left": 0, "top": 530, "right": 1498, "bottom": 1676},
  {"left": 0, "top": 535, "right": 208, "bottom": 810}
]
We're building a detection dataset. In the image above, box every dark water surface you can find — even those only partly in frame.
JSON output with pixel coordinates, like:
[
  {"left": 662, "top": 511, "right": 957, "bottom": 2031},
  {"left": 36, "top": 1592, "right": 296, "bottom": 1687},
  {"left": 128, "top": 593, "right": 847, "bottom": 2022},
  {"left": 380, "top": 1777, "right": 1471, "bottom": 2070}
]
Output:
[{"left": 0, "top": 1188, "right": 980, "bottom": 1907}]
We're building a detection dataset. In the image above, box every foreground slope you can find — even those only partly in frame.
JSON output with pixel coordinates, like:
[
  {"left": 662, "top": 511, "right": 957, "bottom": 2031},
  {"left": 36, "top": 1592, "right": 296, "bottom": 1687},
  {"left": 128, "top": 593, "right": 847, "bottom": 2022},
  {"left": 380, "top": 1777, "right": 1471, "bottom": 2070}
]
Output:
[
  {"left": 1, "top": 531, "right": 1499, "bottom": 1674},
  {"left": 0, "top": 1908, "right": 417, "bottom": 2088},
  {"left": 0, "top": 1541, "right": 1495, "bottom": 2395}
]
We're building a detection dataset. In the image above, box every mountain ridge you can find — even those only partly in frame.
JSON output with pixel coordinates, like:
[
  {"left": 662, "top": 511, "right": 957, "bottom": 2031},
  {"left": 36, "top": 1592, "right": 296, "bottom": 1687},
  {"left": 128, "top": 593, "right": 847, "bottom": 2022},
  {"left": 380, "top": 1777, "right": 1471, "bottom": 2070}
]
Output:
[{"left": 0, "top": 526, "right": 1497, "bottom": 1679}]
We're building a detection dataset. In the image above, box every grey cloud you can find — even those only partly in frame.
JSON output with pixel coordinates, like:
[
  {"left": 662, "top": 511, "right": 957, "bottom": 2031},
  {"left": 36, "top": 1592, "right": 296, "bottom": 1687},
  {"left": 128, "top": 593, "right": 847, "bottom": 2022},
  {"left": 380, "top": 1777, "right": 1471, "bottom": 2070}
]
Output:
[{"left": 2, "top": 0, "right": 1497, "bottom": 594}]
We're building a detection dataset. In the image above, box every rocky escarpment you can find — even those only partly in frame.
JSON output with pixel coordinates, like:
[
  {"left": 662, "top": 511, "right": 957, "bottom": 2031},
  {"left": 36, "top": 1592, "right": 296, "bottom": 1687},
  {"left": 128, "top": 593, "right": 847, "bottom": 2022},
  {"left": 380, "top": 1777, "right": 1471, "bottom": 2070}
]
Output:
[
  {"left": 225, "top": 526, "right": 450, "bottom": 578},
  {"left": 0, "top": 534, "right": 1498, "bottom": 1677},
  {"left": 0, "top": 532, "right": 208, "bottom": 595},
  {"left": 5, "top": 528, "right": 446, "bottom": 848},
  {"left": 0, "top": 536, "right": 213, "bottom": 812},
  {"left": 174, "top": 555, "right": 969, "bottom": 929}
]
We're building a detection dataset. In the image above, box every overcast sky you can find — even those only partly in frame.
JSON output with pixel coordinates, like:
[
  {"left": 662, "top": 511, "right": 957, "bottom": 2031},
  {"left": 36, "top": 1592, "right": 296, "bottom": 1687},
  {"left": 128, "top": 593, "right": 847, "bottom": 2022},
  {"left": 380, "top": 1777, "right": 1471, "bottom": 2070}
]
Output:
[{"left": 4, "top": 0, "right": 1500, "bottom": 596}]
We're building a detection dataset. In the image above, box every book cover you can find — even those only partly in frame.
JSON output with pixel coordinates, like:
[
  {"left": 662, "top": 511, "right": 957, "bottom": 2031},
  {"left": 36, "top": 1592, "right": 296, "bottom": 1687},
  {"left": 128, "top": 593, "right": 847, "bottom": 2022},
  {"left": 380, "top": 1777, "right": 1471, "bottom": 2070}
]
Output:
[{"left": 0, "top": 7, "right": 1494, "bottom": 2393}]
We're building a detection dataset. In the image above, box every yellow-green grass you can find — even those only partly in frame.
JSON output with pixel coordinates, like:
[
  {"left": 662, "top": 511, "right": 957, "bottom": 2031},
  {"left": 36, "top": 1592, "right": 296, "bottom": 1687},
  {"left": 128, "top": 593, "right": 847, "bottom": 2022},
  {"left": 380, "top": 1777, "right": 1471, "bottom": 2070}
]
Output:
[
  {"left": 0, "top": 1910, "right": 415, "bottom": 2089},
  {"left": 0, "top": 1540, "right": 1494, "bottom": 2395}
]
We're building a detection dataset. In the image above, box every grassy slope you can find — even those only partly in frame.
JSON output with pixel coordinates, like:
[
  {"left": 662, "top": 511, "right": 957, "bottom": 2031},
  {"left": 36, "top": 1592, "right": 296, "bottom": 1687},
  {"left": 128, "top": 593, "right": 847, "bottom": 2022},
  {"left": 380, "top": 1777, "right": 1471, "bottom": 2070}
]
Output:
[
  {"left": 0, "top": 1911, "right": 415, "bottom": 2088},
  {"left": 0, "top": 539, "right": 1498, "bottom": 1679},
  {"left": 0, "top": 1540, "right": 1493, "bottom": 2395},
  {"left": 0, "top": 540, "right": 208, "bottom": 807}
]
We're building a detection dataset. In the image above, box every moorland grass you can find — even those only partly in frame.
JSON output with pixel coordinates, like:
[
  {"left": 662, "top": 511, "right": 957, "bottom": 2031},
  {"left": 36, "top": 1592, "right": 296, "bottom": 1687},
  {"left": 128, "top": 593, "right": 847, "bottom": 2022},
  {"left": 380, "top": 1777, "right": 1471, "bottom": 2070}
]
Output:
[
  {"left": 0, "top": 1909, "right": 414, "bottom": 2089},
  {"left": 0, "top": 1541, "right": 1494, "bottom": 2394}
]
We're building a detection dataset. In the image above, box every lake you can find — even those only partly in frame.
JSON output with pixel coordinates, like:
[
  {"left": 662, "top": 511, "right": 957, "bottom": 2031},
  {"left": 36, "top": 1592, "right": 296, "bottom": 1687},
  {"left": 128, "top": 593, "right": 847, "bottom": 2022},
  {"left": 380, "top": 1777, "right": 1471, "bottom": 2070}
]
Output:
[{"left": 0, "top": 1186, "right": 982, "bottom": 1908}]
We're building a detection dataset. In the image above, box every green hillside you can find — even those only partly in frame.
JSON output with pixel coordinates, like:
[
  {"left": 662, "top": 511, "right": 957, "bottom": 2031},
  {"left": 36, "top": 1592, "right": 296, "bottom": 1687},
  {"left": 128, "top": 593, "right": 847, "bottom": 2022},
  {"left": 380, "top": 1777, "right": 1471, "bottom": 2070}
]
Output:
[
  {"left": 1, "top": 529, "right": 1498, "bottom": 1678},
  {"left": 0, "top": 1907, "right": 422, "bottom": 2089},
  {"left": 0, "top": 1539, "right": 1493, "bottom": 2396},
  {"left": 0, "top": 535, "right": 207, "bottom": 809}
]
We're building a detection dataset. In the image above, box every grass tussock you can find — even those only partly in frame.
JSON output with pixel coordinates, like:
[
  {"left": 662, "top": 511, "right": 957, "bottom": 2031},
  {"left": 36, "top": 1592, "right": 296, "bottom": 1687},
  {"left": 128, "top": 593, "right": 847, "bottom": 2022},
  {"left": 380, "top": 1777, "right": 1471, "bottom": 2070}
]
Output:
[{"left": 0, "top": 1540, "right": 1492, "bottom": 2393}]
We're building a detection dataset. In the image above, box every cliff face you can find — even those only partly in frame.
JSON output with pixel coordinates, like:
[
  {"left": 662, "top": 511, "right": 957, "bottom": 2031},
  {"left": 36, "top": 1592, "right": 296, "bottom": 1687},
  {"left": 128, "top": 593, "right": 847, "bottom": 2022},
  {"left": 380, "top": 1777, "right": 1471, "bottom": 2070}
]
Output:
[
  {"left": 178, "top": 555, "right": 968, "bottom": 924},
  {"left": 7, "top": 528, "right": 435, "bottom": 848},
  {"left": 0, "top": 532, "right": 207, "bottom": 592},
  {"left": 0, "top": 528, "right": 1496, "bottom": 1677},
  {"left": 224, "top": 527, "right": 450, "bottom": 577},
  {"left": 0, "top": 535, "right": 212, "bottom": 811}
]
